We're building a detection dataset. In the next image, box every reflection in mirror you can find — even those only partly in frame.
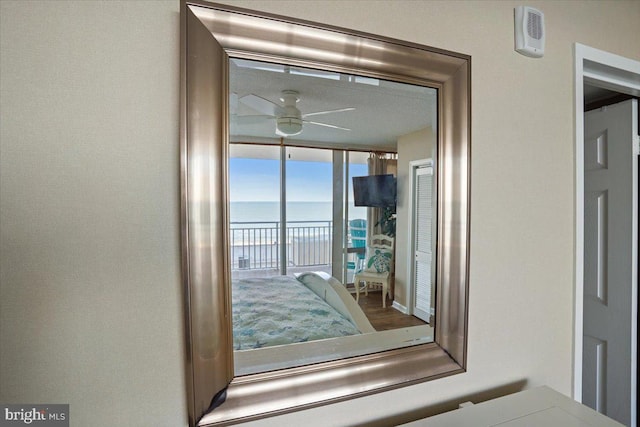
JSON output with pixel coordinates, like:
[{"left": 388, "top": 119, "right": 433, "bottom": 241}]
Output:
[
  {"left": 228, "top": 58, "right": 438, "bottom": 375},
  {"left": 182, "top": 3, "right": 470, "bottom": 422}
]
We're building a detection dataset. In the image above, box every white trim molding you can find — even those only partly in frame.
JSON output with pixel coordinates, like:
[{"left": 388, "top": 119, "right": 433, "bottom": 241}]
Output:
[{"left": 392, "top": 300, "right": 408, "bottom": 314}]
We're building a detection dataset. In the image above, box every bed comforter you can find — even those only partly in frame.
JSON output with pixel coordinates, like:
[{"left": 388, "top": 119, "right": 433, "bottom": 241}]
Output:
[{"left": 232, "top": 275, "right": 361, "bottom": 350}]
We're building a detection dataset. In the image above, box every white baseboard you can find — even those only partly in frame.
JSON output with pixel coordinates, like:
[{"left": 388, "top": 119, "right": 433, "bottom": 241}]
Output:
[{"left": 392, "top": 300, "right": 408, "bottom": 314}]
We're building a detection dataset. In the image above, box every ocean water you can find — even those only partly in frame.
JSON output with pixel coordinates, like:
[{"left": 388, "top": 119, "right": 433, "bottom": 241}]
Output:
[
  {"left": 230, "top": 201, "right": 366, "bottom": 224},
  {"left": 229, "top": 202, "right": 367, "bottom": 268}
]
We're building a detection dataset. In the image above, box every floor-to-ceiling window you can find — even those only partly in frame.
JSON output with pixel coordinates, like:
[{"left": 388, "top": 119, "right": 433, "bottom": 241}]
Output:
[
  {"left": 285, "top": 146, "right": 333, "bottom": 276},
  {"left": 229, "top": 143, "right": 390, "bottom": 283},
  {"left": 229, "top": 143, "right": 281, "bottom": 279}
]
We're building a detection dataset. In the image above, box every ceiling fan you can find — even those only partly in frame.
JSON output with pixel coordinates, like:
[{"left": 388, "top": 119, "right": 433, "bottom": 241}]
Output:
[{"left": 235, "top": 90, "right": 354, "bottom": 137}]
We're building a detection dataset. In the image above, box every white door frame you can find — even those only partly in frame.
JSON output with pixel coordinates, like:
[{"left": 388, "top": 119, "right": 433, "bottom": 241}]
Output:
[
  {"left": 406, "top": 158, "right": 430, "bottom": 315},
  {"left": 573, "top": 43, "right": 640, "bottom": 402},
  {"left": 406, "top": 158, "right": 435, "bottom": 320}
]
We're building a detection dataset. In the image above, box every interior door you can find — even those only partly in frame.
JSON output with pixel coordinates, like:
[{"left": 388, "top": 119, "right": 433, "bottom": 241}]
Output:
[
  {"left": 583, "top": 99, "right": 638, "bottom": 426},
  {"left": 411, "top": 160, "right": 435, "bottom": 323}
]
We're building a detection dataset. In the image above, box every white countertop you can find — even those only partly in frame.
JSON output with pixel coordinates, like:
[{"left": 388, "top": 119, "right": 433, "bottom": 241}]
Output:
[{"left": 400, "top": 386, "right": 624, "bottom": 427}]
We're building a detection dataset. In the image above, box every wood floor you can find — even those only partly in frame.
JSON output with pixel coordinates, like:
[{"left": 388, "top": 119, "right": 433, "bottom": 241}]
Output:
[{"left": 352, "top": 290, "right": 426, "bottom": 331}]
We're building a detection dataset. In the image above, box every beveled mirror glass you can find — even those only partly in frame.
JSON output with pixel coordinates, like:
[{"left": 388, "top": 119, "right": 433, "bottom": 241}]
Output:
[
  {"left": 180, "top": 2, "right": 470, "bottom": 425},
  {"left": 229, "top": 57, "right": 438, "bottom": 376}
]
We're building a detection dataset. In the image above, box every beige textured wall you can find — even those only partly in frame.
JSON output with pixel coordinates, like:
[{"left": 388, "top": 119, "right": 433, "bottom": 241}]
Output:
[
  {"left": 1, "top": 1, "right": 638, "bottom": 426},
  {"left": 395, "top": 127, "right": 434, "bottom": 309},
  {"left": 0, "top": 1, "right": 186, "bottom": 426}
]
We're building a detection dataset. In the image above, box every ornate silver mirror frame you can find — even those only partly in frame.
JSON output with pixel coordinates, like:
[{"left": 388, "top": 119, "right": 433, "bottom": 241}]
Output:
[{"left": 180, "top": 1, "right": 470, "bottom": 425}]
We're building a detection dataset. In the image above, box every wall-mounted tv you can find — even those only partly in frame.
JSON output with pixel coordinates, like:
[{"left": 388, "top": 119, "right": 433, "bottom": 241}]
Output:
[{"left": 352, "top": 174, "right": 396, "bottom": 208}]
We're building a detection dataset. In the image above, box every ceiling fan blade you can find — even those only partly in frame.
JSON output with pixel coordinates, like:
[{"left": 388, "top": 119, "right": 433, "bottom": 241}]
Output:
[
  {"left": 302, "top": 107, "right": 355, "bottom": 118},
  {"left": 239, "top": 94, "right": 283, "bottom": 116},
  {"left": 304, "top": 120, "right": 351, "bottom": 131},
  {"left": 234, "top": 114, "right": 274, "bottom": 125}
]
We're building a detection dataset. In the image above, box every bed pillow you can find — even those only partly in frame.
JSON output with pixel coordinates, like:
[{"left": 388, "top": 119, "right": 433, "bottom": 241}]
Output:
[{"left": 364, "top": 245, "right": 393, "bottom": 273}]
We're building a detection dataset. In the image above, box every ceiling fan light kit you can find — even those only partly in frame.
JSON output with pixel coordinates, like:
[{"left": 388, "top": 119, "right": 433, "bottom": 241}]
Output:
[
  {"left": 237, "top": 89, "right": 353, "bottom": 138},
  {"left": 276, "top": 117, "right": 303, "bottom": 136},
  {"left": 276, "top": 91, "right": 303, "bottom": 136}
]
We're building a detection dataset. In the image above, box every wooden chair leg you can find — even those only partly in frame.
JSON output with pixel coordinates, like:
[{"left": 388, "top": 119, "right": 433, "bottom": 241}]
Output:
[{"left": 382, "top": 280, "right": 389, "bottom": 308}]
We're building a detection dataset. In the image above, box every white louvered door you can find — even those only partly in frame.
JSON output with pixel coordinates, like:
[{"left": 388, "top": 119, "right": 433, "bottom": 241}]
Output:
[{"left": 412, "top": 162, "right": 435, "bottom": 323}]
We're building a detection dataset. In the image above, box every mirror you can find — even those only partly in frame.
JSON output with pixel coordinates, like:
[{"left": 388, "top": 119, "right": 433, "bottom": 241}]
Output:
[
  {"left": 181, "top": 2, "right": 470, "bottom": 425},
  {"left": 228, "top": 58, "right": 439, "bottom": 375}
]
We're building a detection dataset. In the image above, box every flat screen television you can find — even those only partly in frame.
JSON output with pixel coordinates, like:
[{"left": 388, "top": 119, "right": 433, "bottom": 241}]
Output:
[{"left": 352, "top": 174, "right": 396, "bottom": 208}]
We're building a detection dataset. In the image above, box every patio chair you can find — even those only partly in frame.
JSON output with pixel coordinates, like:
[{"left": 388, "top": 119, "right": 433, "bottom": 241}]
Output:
[
  {"left": 354, "top": 234, "right": 394, "bottom": 308},
  {"left": 347, "top": 219, "right": 367, "bottom": 274}
]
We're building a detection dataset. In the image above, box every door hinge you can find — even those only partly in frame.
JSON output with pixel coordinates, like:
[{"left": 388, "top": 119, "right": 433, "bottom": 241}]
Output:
[{"left": 634, "top": 134, "right": 640, "bottom": 156}]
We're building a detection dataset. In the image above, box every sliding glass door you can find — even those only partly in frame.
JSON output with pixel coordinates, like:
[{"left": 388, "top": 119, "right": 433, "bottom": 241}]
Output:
[
  {"left": 229, "top": 143, "right": 334, "bottom": 279},
  {"left": 230, "top": 143, "right": 396, "bottom": 286},
  {"left": 228, "top": 144, "right": 281, "bottom": 279},
  {"left": 345, "top": 152, "right": 368, "bottom": 285},
  {"left": 285, "top": 146, "right": 333, "bottom": 276}
]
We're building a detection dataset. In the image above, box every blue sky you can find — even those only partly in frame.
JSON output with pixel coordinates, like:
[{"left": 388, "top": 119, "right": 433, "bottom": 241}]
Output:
[{"left": 229, "top": 158, "right": 367, "bottom": 202}]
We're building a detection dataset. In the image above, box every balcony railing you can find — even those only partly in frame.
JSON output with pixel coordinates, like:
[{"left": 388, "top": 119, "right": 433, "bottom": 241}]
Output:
[{"left": 231, "top": 220, "right": 333, "bottom": 270}]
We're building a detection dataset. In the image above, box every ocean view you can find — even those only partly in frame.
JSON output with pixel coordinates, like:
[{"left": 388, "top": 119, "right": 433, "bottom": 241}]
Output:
[
  {"left": 230, "top": 201, "right": 366, "bottom": 224},
  {"left": 229, "top": 201, "right": 366, "bottom": 270}
]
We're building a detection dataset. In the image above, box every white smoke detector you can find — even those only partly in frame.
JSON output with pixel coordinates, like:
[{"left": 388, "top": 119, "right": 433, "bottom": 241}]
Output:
[{"left": 514, "top": 6, "right": 545, "bottom": 58}]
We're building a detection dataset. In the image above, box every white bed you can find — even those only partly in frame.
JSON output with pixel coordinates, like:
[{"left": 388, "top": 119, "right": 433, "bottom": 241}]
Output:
[
  {"left": 232, "top": 272, "right": 375, "bottom": 351},
  {"left": 232, "top": 272, "right": 431, "bottom": 376}
]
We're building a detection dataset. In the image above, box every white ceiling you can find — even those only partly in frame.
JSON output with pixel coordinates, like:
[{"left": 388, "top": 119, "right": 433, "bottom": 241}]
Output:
[
  {"left": 229, "top": 61, "right": 628, "bottom": 150},
  {"left": 229, "top": 58, "right": 437, "bottom": 152}
]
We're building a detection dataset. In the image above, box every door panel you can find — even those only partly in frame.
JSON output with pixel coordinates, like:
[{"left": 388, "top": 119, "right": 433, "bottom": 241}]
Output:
[
  {"left": 584, "top": 190, "right": 608, "bottom": 305},
  {"left": 583, "top": 99, "right": 638, "bottom": 426},
  {"left": 583, "top": 335, "right": 607, "bottom": 413}
]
